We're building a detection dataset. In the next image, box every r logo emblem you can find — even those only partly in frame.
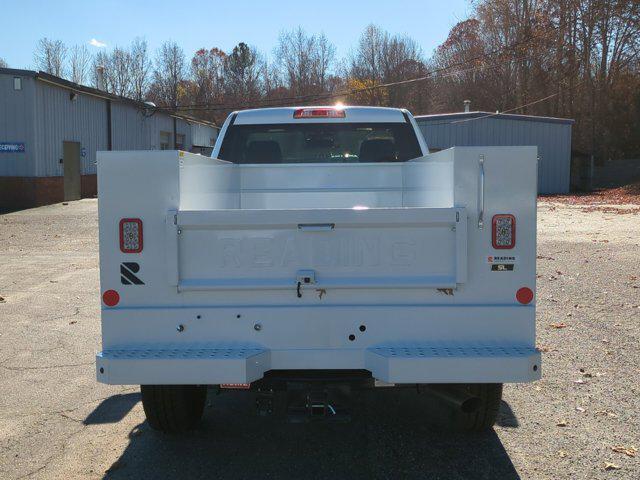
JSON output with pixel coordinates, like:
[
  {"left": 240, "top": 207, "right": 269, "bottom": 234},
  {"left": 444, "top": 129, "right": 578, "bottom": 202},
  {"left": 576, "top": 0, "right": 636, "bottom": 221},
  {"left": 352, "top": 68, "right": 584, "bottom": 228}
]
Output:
[{"left": 120, "top": 262, "right": 144, "bottom": 285}]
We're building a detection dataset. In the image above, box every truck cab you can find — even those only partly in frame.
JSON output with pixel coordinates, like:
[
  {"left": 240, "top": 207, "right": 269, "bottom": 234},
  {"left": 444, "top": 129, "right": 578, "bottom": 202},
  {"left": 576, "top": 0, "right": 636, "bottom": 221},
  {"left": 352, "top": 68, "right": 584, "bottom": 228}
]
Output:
[{"left": 96, "top": 106, "right": 540, "bottom": 433}]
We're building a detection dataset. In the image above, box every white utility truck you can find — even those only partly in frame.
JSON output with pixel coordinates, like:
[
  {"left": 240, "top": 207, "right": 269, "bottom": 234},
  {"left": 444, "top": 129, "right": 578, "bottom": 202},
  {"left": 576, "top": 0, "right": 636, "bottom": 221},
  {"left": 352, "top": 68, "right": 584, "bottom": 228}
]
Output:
[{"left": 97, "top": 106, "right": 540, "bottom": 433}]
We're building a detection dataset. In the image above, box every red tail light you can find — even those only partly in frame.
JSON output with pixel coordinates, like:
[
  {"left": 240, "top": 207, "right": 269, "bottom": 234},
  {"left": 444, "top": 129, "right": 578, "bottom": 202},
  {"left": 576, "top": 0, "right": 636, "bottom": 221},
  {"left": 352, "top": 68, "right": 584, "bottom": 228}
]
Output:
[
  {"left": 119, "top": 218, "right": 143, "bottom": 253},
  {"left": 293, "top": 108, "right": 345, "bottom": 119},
  {"left": 220, "top": 383, "right": 251, "bottom": 389},
  {"left": 516, "top": 287, "right": 534, "bottom": 305},
  {"left": 102, "top": 289, "right": 120, "bottom": 307},
  {"left": 492, "top": 214, "right": 516, "bottom": 249}
]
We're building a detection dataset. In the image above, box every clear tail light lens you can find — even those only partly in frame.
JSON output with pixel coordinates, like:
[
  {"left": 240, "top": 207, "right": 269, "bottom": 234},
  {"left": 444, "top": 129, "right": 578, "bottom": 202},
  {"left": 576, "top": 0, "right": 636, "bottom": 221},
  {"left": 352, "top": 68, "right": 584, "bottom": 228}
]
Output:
[
  {"left": 492, "top": 214, "right": 516, "bottom": 249},
  {"left": 119, "top": 218, "right": 143, "bottom": 253}
]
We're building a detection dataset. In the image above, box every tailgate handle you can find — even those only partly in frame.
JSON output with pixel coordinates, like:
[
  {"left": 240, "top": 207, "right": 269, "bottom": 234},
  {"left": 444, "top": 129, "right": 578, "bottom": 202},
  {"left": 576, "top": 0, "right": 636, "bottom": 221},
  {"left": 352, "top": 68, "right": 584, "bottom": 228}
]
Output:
[
  {"left": 478, "top": 154, "right": 485, "bottom": 229},
  {"left": 298, "top": 223, "right": 335, "bottom": 232}
]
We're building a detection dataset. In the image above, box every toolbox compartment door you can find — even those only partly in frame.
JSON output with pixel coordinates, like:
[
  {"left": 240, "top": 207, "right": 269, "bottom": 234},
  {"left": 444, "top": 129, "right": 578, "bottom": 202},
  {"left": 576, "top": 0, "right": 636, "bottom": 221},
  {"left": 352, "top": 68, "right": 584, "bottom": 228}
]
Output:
[{"left": 168, "top": 207, "right": 467, "bottom": 291}]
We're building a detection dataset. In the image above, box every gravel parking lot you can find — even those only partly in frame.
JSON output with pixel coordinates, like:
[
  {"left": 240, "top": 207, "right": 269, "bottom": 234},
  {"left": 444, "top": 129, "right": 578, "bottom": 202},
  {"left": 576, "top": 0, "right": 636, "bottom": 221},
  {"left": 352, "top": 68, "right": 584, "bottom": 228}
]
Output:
[{"left": 0, "top": 198, "right": 638, "bottom": 479}]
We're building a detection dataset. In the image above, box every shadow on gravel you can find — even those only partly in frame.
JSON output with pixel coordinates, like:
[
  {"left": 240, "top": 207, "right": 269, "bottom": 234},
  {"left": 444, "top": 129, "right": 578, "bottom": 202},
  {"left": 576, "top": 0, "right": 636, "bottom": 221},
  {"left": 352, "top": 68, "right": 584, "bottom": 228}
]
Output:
[
  {"left": 98, "top": 388, "right": 520, "bottom": 480},
  {"left": 84, "top": 392, "right": 140, "bottom": 425},
  {"left": 496, "top": 400, "right": 520, "bottom": 428}
]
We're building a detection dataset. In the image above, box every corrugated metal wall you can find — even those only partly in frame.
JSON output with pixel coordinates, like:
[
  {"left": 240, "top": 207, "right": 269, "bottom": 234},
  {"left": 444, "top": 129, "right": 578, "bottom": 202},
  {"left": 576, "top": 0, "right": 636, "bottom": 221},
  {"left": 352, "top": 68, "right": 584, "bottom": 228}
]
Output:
[
  {"left": 416, "top": 115, "right": 573, "bottom": 194},
  {"left": 111, "top": 103, "right": 191, "bottom": 151},
  {"left": 34, "top": 80, "right": 108, "bottom": 177},
  {"left": 191, "top": 123, "right": 218, "bottom": 147},
  {"left": 176, "top": 119, "right": 193, "bottom": 149},
  {"left": 1, "top": 72, "right": 217, "bottom": 178},
  {"left": 110, "top": 102, "right": 160, "bottom": 151},
  {"left": 0, "top": 74, "right": 37, "bottom": 176}
]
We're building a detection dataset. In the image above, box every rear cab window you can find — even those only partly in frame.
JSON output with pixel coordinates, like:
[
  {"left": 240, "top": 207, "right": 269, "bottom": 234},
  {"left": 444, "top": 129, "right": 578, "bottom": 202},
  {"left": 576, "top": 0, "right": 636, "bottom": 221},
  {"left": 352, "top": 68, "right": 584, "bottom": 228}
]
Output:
[{"left": 218, "top": 122, "right": 422, "bottom": 164}]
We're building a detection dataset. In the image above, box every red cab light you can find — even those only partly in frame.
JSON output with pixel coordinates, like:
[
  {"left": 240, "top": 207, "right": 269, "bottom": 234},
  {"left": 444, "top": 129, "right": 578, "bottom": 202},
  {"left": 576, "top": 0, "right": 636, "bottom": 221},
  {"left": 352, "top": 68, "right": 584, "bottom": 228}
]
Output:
[
  {"left": 293, "top": 108, "right": 346, "bottom": 119},
  {"left": 220, "top": 383, "right": 251, "bottom": 389},
  {"left": 492, "top": 214, "right": 516, "bottom": 249},
  {"left": 516, "top": 287, "right": 534, "bottom": 305},
  {"left": 119, "top": 218, "right": 143, "bottom": 253},
  {"left": 102, "top": 289, "right": 120, "bottom": 307}
]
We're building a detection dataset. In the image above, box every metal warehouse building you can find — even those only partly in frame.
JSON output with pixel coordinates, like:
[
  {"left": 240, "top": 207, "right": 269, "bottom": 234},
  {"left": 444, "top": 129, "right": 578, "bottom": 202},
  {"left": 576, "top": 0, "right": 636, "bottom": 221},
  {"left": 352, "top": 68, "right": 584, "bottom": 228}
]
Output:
[
  {"left": 0, "top": 68, "right": 218, "bottom": 210},
  {"left": 416, "top": 111, "right": 574, "bottom": 194}
]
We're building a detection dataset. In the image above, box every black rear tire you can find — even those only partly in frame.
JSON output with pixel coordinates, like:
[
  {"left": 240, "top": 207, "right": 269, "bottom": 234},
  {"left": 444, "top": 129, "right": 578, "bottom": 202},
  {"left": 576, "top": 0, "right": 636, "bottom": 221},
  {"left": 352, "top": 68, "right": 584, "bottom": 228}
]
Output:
[
  {"left": 140, "top": 385, "right": 207, "bottom": 433},
  {"left": 457, "top": 383, "right": 503, "bottom": 431}
]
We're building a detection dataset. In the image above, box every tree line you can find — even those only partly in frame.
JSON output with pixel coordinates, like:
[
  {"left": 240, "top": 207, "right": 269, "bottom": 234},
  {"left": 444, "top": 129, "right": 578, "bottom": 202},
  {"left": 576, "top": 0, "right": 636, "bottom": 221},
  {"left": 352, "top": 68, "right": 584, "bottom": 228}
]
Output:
[{"left": 8, "top": 0, "right": 640, "bottom": 161}]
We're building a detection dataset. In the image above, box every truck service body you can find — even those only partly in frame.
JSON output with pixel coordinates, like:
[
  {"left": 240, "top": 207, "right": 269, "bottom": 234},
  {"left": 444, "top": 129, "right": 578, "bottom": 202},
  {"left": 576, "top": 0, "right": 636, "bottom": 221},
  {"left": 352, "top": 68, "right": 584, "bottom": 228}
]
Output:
[{"left": 97, "top": 106, "right": 540, "bottom": 432}]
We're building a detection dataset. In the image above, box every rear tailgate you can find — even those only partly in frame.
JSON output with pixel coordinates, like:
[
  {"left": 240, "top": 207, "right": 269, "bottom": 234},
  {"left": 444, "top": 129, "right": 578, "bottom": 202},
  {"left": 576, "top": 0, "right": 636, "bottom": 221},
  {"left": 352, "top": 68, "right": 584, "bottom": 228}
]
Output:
[{"left": 170, "top": 207, "right": 467, "bottom": 293}]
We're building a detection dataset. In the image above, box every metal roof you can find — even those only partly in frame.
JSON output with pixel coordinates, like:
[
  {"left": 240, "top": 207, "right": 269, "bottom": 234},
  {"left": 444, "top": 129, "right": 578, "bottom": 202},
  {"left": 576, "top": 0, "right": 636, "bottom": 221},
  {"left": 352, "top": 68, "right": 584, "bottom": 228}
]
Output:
[
  {"left": 416, "top": 111, "right": 574, "bottom": 125},
  {"left": 0, "top": 67, "right": 218, "bottom": 128}
]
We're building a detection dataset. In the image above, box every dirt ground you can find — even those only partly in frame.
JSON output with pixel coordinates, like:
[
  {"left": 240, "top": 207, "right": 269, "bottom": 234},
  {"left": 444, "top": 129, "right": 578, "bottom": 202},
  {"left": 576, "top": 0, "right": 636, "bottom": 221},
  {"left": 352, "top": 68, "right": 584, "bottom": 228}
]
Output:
[{"left": 0, "top": 198, "right": 638, "bottom": 480}]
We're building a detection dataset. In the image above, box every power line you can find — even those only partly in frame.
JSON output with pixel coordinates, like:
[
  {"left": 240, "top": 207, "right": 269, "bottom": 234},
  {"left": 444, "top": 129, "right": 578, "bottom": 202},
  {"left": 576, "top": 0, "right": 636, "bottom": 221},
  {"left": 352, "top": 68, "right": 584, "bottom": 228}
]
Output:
[
  {"left": 158, "top": 22, "right": 561, "bottom": 114},
  {"left": 422, "top": 78, "right": 586, "bottom": 128},
  {"left": 162, "top": 58, "right": 523, "bottom": 115}
]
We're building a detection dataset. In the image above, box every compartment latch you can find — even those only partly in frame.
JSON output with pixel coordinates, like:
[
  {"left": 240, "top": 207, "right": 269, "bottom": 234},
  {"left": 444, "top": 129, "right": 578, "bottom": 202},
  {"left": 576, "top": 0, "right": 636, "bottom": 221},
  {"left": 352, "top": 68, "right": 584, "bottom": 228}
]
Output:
[{"left": 296, "top": 270, "right": 316, "bottom": 298}]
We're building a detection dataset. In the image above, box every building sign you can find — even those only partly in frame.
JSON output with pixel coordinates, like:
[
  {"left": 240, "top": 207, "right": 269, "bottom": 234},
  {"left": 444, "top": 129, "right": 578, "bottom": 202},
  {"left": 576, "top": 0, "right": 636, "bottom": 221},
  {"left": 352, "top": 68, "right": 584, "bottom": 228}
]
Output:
[
  {"left": 81, "top": 147, "right": 87, "bottom": 157},
  {"left": 0, "top": 142, "right": 25, "bottom": 153}
]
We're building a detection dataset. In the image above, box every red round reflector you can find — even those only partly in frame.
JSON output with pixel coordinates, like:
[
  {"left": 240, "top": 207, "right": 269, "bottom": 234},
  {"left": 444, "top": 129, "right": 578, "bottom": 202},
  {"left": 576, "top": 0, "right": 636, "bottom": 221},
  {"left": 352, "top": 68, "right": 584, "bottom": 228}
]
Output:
[
  {"left": 102, "top": 289, "right": 120, "bottom": 307},
  {"left": 516, "top": 287, "right": 534, "bottom": 305}
]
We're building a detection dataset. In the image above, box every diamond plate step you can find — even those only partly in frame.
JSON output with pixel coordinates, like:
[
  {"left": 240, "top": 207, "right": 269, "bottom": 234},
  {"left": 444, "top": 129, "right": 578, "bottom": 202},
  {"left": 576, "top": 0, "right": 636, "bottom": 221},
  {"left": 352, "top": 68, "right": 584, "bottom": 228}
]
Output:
[
  {"left": 365, "top": 345, "right": 541, "bottom": 383},
  {"left": 96, "top": 346, "right": 270, "bottom": 385}
]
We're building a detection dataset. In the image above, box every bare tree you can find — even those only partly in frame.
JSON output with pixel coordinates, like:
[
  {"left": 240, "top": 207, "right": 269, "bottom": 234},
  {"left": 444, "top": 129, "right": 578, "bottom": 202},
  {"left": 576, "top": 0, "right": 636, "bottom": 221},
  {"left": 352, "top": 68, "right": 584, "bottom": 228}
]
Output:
[
  {"left": 347, "top": 25, "right": 390, "bottom": 105},
  {"left": 430, "top": 18, "right": 494, "bottom": 111},
  {"left": 109, "top": 47, "right": 134, "bottom": 97},
  {"left": 276, "top": 28, "right": 315, "bottom": 96},
  {"left": 69, "top": 45, "right": 91, "bottom": 85},
  {"left": 130, "top": 38, "right": 151, "bottom": 101},
  {"left": 89, "top": 47, "right": 131, "bottom": 96},
  {"left": 348, "top": 25, "right": 426, "bottom": 108},
  {"left": 88, "top": 39, "right": 149, "bottom": 98},
  {"left": 92, "top": 51, "right": 109, "bottom": 90},
  {"left": 350, "top": 25, "right": 387, "bottom": 82},
  {"left": 262, "top": 59, "right": 286, "bottom": 98},
  {"left": 275, "top": 28, "right": 336, "bottom": 97},
  {"left": 190, "top": 47, "right": 226, "bottom": 106},
  {"left": 380, "top": 34, "right": 426, "bottom": 108},
  {"left": 313, "top": 33, "right": 336, "bottom": 92},
  {"left": 34, "top": 38, "right": 67, "bottom": 77},
  {"left": 153, "top": 41, "right": 186, "bottom": 107}
]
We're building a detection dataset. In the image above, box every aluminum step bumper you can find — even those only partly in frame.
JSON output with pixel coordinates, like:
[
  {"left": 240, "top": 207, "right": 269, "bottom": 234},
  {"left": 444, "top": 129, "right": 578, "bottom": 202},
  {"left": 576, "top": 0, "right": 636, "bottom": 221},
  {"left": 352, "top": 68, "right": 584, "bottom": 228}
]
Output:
[
  {"left": 96, "top": 345, "right": 540, "bottom": 385},
  {"left": 365, "top": 345, "right": 540, "bottom": 383},
  {"left": 96, "top": 347, "right": 270, "bottom": 385}
]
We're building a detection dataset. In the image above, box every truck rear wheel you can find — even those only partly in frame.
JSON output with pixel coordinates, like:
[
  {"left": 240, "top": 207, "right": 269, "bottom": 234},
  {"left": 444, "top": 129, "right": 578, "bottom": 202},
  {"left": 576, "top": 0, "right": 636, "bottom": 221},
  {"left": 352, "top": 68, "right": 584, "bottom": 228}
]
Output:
[
  {"left": 456, "top": 383, "right": 503, "bottom": 431},
  {"left": 140, "top": 385, "right": 207, "bottom": 433}
]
